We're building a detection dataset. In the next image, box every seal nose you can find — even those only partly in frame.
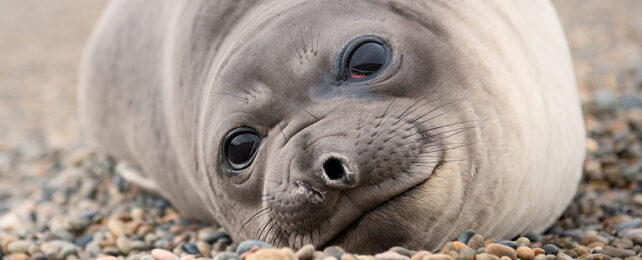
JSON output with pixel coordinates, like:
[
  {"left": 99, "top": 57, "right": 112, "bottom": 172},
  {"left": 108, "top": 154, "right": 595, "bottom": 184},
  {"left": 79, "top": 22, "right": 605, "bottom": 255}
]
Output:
[{"left": 321, "top": 156, "right": 357, "bottom": 188}]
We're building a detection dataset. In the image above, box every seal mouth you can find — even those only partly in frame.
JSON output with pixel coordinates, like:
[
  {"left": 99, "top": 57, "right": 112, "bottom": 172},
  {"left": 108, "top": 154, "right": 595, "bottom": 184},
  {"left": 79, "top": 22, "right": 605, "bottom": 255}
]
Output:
[{"left": 318, "top": 161, "right": 444, "bottom": 248}]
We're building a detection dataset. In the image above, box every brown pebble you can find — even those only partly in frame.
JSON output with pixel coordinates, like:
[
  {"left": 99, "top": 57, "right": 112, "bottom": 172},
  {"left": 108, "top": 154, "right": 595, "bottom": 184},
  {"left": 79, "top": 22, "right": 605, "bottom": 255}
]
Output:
[
  {"left": 483, "top": 239, "right": 496, "bottom": 246},
  {"left": 1, "top": 235, "right": 18, "bottom": 254},
  {"left": 137, "top": 224, "right": 155, "bottom": 237},
  {"left": 484, "top": 243, "right": 516, "bottom": 260},
  {"left": 533, "top": 255, "right": 546, "bottom": 260},
  {"left": 555, "top": 253, "right": 573, "bottom": 260},
  {"left": 532, "top": 248, "right": 545, "bottom": 256},
  {"left": 8, "top": 253, "right": 29, "bottom": 260},
  {"left": 467, "top": 234, "right": 484, "bottom": 250},
  {"left": 124, "top": 220, "right": 143, "bottom": 235},
  {"left": 196, "top": 241, "right": 211, "bottom": 256},
  {"left": 341, "top": 254, "right": 358, "bottom": 260},
  {"left": 580, "top": 254, "right": 612, "bottom": 260},
  {"left": 375, "top": 251, "right": 409, "bottom": 260},
  {"left": 249, "top": 248, "right": 297, "bottom": 260},
  {"left": 296, "top": 245, "right": 315, "bottom": 260},
  {"left": 587, "top": 242, "right": 605, "bottom": 249},
  {"left": 499, "top": 257, "right": 512, "bottom": 260},
  {"left": 95, "top": 257, "right": 118, "bottom": 260},
  {"left": 169, "top": 225, "right": 185, "bottom": 234},
  {"left": 107, "top": 218, "right": 126, "bottom": 237},
  {"left": 516, "top": 247, "right": 534, "bottom": 260},
  {"left": 182, "top": 255, "right": 196, "bottom": 260},
  {"left": 563, "top": 250, "right": 577, "bottom": 258},
  {"left": 410, "top": 251, "right": 431, "bottom": 260},
  {"left": 474, "top": 253, "right": 500, "bottom": 260},
  {"left": 131, "top": 208, "right": 144, "bottom": 221},
  {"left": 440, "top": 242, "right": 458, "bottom": 254},
  {"left": 421, "top": 253, "right": 453, "bottom": 260},
  {"left": 151, "top": 249, "right": 179, "bottom": 260},
  {"left": 515, "top": 237, "right": 531, "bottom": 247},
  {"left": 452, "top": 241, "right": 467, "bottom": 251},
  {"left": 580, "top": 235, "right": 608, "bottom": 246},
  {"left": 595, "top": 246, "right": 635, "bottom": 258}
]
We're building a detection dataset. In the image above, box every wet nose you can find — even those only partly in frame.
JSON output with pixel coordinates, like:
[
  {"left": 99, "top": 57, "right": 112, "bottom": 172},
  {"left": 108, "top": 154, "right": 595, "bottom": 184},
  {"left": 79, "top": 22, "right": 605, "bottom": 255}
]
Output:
[{"left": 321, "top": 156, "right": 357, "bottom": 188}]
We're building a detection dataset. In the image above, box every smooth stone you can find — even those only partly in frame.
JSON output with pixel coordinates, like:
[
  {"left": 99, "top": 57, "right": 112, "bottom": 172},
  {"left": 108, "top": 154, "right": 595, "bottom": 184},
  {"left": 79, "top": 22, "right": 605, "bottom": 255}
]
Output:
[
  {"left": 440, "top": 242, "right": 458, "bottom": 254},
  {"left": 389, "top": 246, "right": 415, "bottom": 257},
  {"left": 474, "top": 253, "right": 500, "bottom": 260},
  {"left": 499, "top": 257, "right": 512, "bottom": 260},
  {"left": 622, "top": 228, "right": 642, "bottom": 244},
  {"left": 74, "top": 234, "right": 93, "bottom": 247},
  {"left": 555, "top": 253, "right": 573, "bottom": 260},
  {"left": 579, "top": 254, "right": 612, "bottom": 260},
  {"left": 151, "top": 249, "right": 179, "bottom": 260},
  {"left": 236, "top": 241, "right": 272, "bottom": 255},
  {"left": 95, "top": 257, "right": 118, "bottom": 260},
  {"left": 374, "top": 251, "right": 409, "bottom": 260},
  {"left": 580, "top": 235, "right": 608, "bottom": 246},
  {"left": 116, "top": 235, "right": 133, "bottom": 254},
  {"left": 323, "top": 246, "right": 346, "bottom": 259},
  {"left": 595, "top": 246, "right": 635, "bottom": 258},
  {"left": 484, "top": 243, "right": 516, "bottom": 260},
  {"left": 295, "top": 244, "right": 315, "bottom": 260},
  {"left": 199, "top": 230, "right": 231, "bottom": 244},
  {"left": 542, "top": 244, "right": 559, "bottom": 256},
  {"left": 7, "top": 253, "right": 29, "bottom": 260},
  {"left": 85, "top": 241, "right": 102, "bottom": 257},
  {"left": 533, "top": 255, "right": 546, "bottom": 260},
  {"left": 103, "top": 246, "right": 120, "bottom": 256},
  {"left": 516, "top": 237, "right": 531, "bottom": 247},
  {"left": 410, "top": 251, "right": 431, "bottom": 260},
  {"left": 497, "top": 241, "right": 518, "bottom": 250},
  {"left": 131, "top": 208, "right": 144, "bottom": 221},
  {"left": 30, "top": 252, "right": 47, "bottom": 260},
  {"left": 421, "top": 253, "right": 453, "bottom": 260},
  {"left": 196, "top": 241, "right": 212, "bottom": 256},
  {"left": 516, "top": 247, "right": 534, "bottom": 260},
  {"left": 533, "top": 248, "right": 546, "bottom": 255},
  {"left": 458, "top": 247, "right": 475, "bottom": 260},
  {"left": 107, "top": 219, "right": 126, "bottom": 237},
  {"left": 213, "top": 252, "right": 241, "bottom": 260},
  {"left": 183, "top": 243, "right": 200, "bottom": 255},
  {"left": 562, "top": 250, "right": 577, "bottom": 258},
  {"left": 131, "top": 240, "right": 149, "bottom": 251},
  {"left": 457, "top": 230, "right": 476, "bottom": 244},
  {"left": 467, "top": 234, "right": 484, "bottom": 250},
  {"left": 341, "top": 254, "right": 358, "bottom": 260},
  {"left": 7, "top": 240, "right": 33, "bottom": 254},
  {"left": 609, "top": 238, "right": 633, "bottom": 249},
  {"left": 544, "top": 254, "right": 556, "bottom": 260},
  {"left": 524, "top": 234, "right": 542, "bottom": 243},
  {"left": 248, "top": 248, "right": 295, "bottom": 260},
  {"left": 153, "top": 239, "right": 169, "bottom": 249},
  {"left": 52, "top": 229, "right": 74, "bottom": 241}
]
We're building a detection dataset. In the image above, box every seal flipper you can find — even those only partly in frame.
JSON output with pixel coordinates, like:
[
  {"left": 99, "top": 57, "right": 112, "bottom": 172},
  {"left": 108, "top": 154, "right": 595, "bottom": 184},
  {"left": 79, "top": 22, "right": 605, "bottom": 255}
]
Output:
[{"left": 116, "top": 161, "right": 161, "bottom": 195}]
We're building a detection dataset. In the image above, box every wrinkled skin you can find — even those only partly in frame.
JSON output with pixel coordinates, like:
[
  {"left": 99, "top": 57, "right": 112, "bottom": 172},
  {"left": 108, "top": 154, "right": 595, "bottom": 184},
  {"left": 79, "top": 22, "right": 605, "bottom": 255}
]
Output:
[{"left": 79, "top": 0, "right": 585, "bottom": 253}]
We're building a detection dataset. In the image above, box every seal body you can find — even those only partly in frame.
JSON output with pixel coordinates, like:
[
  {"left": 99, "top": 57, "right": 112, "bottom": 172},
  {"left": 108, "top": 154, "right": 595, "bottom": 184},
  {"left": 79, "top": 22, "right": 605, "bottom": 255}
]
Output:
[{"left": 79, "top": 0, "right": 585, "bottom": 252}]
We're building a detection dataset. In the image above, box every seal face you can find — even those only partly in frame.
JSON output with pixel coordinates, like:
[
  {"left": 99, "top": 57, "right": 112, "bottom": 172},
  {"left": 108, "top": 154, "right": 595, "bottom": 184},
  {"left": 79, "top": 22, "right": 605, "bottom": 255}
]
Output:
[{"left": 79, "top": 0, "right": 585, "bottom": 253}]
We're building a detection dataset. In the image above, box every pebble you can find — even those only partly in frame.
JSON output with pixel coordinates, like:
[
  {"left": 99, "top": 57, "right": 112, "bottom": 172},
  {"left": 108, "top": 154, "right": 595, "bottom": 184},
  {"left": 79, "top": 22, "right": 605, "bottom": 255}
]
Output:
[
  {"left": 497, "top": 241, "right": 518, "bottom": 249},
  {"left": 409, "top": 250, "right": 431, "bottom": 260},
  {"left": 542, "top": 244, "right": 559, "bottom": 256},
  {"left": 295, "top": 244, "right": 315, "bottom": 260},
  {"left": 516, "top": 237, "right": 531, "bottom": 247},
  {"left": 196, "top": 241, "right": 211, "bottom": 256},
  {"left": 595, "top": 246, "right": 635, "bottom": 258},
  {"left": 323, "top": 246, "right": 346, "bottom": 259},
  {"left": 7, "top": 240, "right": 32, "bottom": 254},
  {"left": 131, "top": 240, "right": 150, "bottom": 251},
  {"left": 373, "top": 251, "right": 408, "bottom": 260},
  {"left": 516, "top": 246, "right": 535, "bottom": 260},
  {"left": 484, "top": 243, "right": 516, "bottom": 260},
  {"left": 466, "top": 234, "right": 484, "bottom": 250},
  {"left": 458, "top": 247, "right": 475, "bottom": 260},
  {"left": 457, "top": 230, "right": 476, "bottom": 244},
  {"left": 421, "top": 253, "right": 453, "bottom": 260},
  {"left": 236, "top": 241, "right": 272, "bottom": 255},
  {"left": 389, "top": 246, "right": 414, "bottom": 257},
  {"left": 474, "top": 253, "right": 500, "bottom": 260},
  {"left": 213, "top": 252, "right": 241, "bottom": 260},
  {"left": 183, "top": 243, "right": 200, "bottom": 255},
  {"left": 7, "top": 253, "right": 29, "bottom": 260},
  {"left": 103, "top": 246, "right": 120, "bottom": 256},
  {"left": 199, "top": 230, "right": 231, "bottom": 244},
  {"left": 151, "top": 249, "right": 179, "bottom": 260},
  {"left": 555, "top": 252, "right": 573, "bottom": 260},
  {"left": 341, "top": 254, "right": 358, "bottom": 260},
  {"left": 580, "top": 235, "right": 608, "bottom": 246},
  {"left": 107, "top": 219, "right": 126, "bottom": 237},
  {"left": 248, "top": 248, "right": 294, "bottom": 260},
  {"left": 116, "top": 235, "right": 133, "bottom": 254}
]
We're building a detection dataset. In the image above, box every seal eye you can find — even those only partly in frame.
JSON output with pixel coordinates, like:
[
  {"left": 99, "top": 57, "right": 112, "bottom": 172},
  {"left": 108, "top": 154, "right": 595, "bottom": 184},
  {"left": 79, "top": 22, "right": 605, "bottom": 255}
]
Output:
[
  {"left": 224, "top": 128, "right": 261, "bottom": 170},
  {"left": 347, "top": 41, "right": 387, "bottom": 79}
]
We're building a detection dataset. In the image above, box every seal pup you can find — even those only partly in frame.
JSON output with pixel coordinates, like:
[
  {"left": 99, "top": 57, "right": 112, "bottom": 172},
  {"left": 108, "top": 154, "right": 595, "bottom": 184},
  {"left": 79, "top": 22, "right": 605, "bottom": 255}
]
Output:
[{"left": 78, "top": 0, "right": 585, "bottom": 252}]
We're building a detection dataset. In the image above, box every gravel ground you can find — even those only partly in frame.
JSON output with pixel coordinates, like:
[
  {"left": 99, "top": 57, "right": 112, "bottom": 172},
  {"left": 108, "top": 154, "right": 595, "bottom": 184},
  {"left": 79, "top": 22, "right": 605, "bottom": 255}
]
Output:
[{"left": 0, "top": 1, "right": 641, "bottom": 260}]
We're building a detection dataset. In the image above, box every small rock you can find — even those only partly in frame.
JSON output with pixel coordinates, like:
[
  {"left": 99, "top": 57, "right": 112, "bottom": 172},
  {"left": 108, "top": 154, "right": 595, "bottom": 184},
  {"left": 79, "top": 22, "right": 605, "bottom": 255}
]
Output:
[
  {"left": 457, "top": 230, "right": 476, "bottom": 244},
  {"left": 296, "top": 244, "right": 315, "bottom": 260},
  {"left": 213, "top": 252, "right": 241, "bottom": 260},
  {"left": 515, "top": 237, "right": 531, "bottom": 247},
  {"left": 555, "top": 253, "right": 573, "bottom": 260},
  {"left": 103, "top": 246, "right": 120, "bottom": 256},
  {"left": 95, "top": 257, "right": 118, "bottom": 260},
  {"left": 374, "top": 251, "right": 409, "bottom": 260},
  {"left": 199, "top": 230, "right": 231, "bottom": 244},
  {"left": 422, "top": 253, "right": 453, "bottom": 260},
  {"left": 458, "top": 247, "right": 475, "bottom": 260},
  {"left": 572, "top": 246, "right": 590, "bottom": 257},
  {"left": 389, "top": 246, "right": 414, "bottom": 257},
  {"left": 196, "top": 241, "right": 211, "bottom": 256},
  {"left": 341, "top": 254, "right": 358, "bottom": 260},
  {"left": 131, "top": 240, "right": 149, "bottom": 251},
  {"left": 484, "top": 243, "right": 516, "bottom": 260},
  {"left": 440, "top": 242, "right": 458, "bottom": 254},
  {"left": 542, "top": 244, "right": 559, "bottom": 256},
  {"left": 183, "top": 243, "right": 200, "bottom": 256},
  {"left": 533, "top": 255, "right": 546, "bottom": 260},
  {"left": 532, "top": 248, "right": 545, "bottom": 256},
  {"left": 580, "top": 235, "right": 608, "bottom": 246},
  {"left": 131, "top": 208, "right": 144, "bottom": 221},
  {"left": 74, "top": 234, "right": 93, "bottom": 247},
  {"left": 595, "top": 246, "right": 635, "bottom": 258},
  {"left": 151, "top": 249, "right": 179, "bottom": 260},
  {"left": 610, "top": 238, "right": 633, "bottom": 249},
  {"left": 474, "top": 253, "right": 500, "bottom": 260},
  {"left": 248, "top": 248, "right": 294, "bottom": 260},
  {"left": 410, "top": 250, "right": 431, "bottom": 260},
  {"left": 116, "top": 235, "right": 133, "bottom": 255},
  {"left": 497, "top": 241, "right": 518, "bottom": 249},
  {"left": 467, "top": 234, "right": 484, "bottom": 250},
  {"left": 7, "top": 253, "right": 29, "bottom": 260},
  {"left": 323, "top": 246, "right": 345, "bottom": 259},
  {"left": 7, "top": 240, "right": 33, "bottom": 254},
  {"left": 516, "top": 247, "right": 534, "bottom": 260},
  {"left": 236, "top": 241, "right": 272, "bottom": 255},
  {"left": 107, "top": 219, "right": 126, "bottom": 237}
]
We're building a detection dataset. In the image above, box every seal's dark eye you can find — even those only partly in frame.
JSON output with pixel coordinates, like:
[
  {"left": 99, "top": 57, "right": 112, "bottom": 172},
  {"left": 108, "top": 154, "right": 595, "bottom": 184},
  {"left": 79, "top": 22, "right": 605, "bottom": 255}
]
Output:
[
  {"left": 224, "top": 128, "right": 261, "bottom": 170},
  {"left": 347, "top": 41, "right": 387, "bottom": 79}
]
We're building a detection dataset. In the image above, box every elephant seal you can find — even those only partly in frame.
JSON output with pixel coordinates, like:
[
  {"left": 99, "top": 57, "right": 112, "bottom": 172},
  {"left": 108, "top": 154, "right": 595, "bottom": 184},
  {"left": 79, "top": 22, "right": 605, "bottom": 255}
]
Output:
[{"left": 78, "top": 0, "right": 585, "bottom": 253}]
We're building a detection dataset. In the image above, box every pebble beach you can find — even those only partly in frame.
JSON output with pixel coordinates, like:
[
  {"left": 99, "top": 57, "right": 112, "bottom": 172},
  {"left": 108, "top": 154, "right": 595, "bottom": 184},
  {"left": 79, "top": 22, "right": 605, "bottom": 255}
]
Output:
[{"left": 0, "top": 0, "right": 641, "bottom": 260}]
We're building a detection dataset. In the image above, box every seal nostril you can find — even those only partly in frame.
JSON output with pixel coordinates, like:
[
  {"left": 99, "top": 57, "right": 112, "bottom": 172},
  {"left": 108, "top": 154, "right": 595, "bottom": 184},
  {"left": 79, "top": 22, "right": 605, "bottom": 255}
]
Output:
[{"left": 323, "top": 158, "right": 346, "bottom": 180}]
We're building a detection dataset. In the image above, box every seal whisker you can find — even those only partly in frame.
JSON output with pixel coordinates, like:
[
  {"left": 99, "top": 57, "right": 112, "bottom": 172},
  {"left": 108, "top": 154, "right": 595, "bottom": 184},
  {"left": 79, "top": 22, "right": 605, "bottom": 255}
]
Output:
[
  {"left": 299, "top": 27, "right": 307, "bottom": 54},
  {"left": 239, "top": 207, "right": 271, "bottom": 232},
  {"left": 258, "top": 217, "right": 273, "bottom": 241},
  {"left": 286, "top": 30, "right": 303, "bottom": 59},
  {"left": 297, "top": 104, "right": 320, "bottom": 120},
  {"left": 277, "top": 123, "right": 289, "bottom": 143},
  {"left": 259, "top": 178, "right": 282, "bottom": 184},
  {"left": 403, "top": 120, "right": 482, "bottom": 139},
  {"left": 212, "top": 91, "right": 248, "bottom": 103}
]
